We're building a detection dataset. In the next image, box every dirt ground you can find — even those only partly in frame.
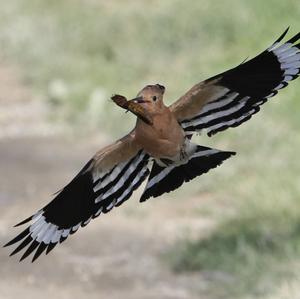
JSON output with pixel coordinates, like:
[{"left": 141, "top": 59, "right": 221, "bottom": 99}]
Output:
[{"left": 0, "top": 64, "right": 216, "bottom": 299}]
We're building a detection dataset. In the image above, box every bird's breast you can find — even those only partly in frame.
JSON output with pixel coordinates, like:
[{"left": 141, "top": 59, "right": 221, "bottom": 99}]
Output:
[{"left": 135, "top": 112, "right": 185, "bottom": 159}]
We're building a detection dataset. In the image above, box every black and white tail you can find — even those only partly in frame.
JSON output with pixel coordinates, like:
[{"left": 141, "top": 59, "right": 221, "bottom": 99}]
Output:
[{"left": 140, "top": 145, "right": 235, "bottom": 202}]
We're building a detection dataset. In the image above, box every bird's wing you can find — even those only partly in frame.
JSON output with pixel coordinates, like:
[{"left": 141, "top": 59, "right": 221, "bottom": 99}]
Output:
[
  {"left": 170, "top": 28, "right": 300, "bottom": 136},
  {"left": 4, "top": 132, "right": 150, "bottom": 262}
]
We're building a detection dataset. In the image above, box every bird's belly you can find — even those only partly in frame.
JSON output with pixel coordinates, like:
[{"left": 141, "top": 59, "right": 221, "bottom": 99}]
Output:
[{"left": 142, "top": 137, "right": 181, "bottom": 158}]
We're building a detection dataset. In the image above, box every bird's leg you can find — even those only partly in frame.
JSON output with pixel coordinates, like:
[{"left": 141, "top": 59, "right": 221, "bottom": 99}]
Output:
[
  {"left": 111, "top": 94, "right": 153, "bottom": 125},
  {"left": 179, "top": 144, "right": 188, "bottom": 161}
]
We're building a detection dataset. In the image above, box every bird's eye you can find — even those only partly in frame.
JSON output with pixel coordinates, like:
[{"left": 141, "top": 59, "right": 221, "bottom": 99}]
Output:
[{"left": 152, "top": 96, "right": 157, "bottom": 101}]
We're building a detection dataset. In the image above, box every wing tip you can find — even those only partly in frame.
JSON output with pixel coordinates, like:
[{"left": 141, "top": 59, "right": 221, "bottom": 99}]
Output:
[
  {"left": 31, "top": 243, "right": 48, "bottom": 262},
  {"left": 275, "top": 26, "right": 290, "bottom": 43},
  {"left": 3, "top": 227, "right": 31, "bottom": 248},
  {"left": 14, "top": 215, "right": 33, "bottom": 227},
  {"left": 140, "top": 192, "right": 151, "bottom": 202}
]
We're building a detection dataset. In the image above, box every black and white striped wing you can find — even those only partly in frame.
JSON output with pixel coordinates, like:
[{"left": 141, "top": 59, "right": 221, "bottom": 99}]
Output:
[
  {"left": 178, "top": 28, "right": 300, "bottom": 136},
  {"left": 4, "top": 147, "right": 149, "bottom": 262}
]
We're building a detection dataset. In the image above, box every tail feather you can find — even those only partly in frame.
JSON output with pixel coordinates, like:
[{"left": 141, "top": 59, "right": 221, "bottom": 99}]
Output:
[{"left": 140, "top": 145, "right": 235, "bottom": 202}]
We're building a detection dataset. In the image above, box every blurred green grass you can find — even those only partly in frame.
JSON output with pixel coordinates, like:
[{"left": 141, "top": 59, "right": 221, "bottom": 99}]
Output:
[
  {"left": 0, "top": 0, "right": 299, "bottom": 132},
  {"left": 0, "top": 1, "right": 299, "bottom": 298}
]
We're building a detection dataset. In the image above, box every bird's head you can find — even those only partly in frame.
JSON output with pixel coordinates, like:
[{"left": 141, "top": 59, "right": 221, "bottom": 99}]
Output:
[
  {"left": 130, "top": 84, "right": 166, "bottom": 114},
  {"left": 111, "top": 84, "right": 166, "bottom": 125}
]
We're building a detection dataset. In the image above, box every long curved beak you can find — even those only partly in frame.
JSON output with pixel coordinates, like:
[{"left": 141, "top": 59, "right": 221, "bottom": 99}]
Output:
[{"left": 126, "top": 98, "right": 153, "bottom": 125}]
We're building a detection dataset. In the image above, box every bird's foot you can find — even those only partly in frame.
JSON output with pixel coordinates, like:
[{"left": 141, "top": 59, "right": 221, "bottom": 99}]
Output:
[{"left": 180, "top": 147, "right": 188, "bottom": 161}]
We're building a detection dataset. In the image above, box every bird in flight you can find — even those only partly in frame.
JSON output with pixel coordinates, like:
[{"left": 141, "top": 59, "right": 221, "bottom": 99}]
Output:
[{"left": 4, "top": 28, "right": 300, "bottom": 262}]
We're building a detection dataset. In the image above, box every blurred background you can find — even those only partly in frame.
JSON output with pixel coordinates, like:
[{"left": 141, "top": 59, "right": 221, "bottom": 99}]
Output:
[{"left": 0, "top": 1, "right": 299, "bottom": 298}]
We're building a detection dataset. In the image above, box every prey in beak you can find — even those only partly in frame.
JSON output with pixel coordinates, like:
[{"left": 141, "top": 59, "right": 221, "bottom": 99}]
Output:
[{"left": 111, "top": 94, "right": 153, "bottom": 125}]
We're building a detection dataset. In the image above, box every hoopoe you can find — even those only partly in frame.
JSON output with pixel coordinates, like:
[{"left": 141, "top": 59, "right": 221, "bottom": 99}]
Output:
[{"left": 5, "top": 28, "right": 300, "bottom": 262}]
